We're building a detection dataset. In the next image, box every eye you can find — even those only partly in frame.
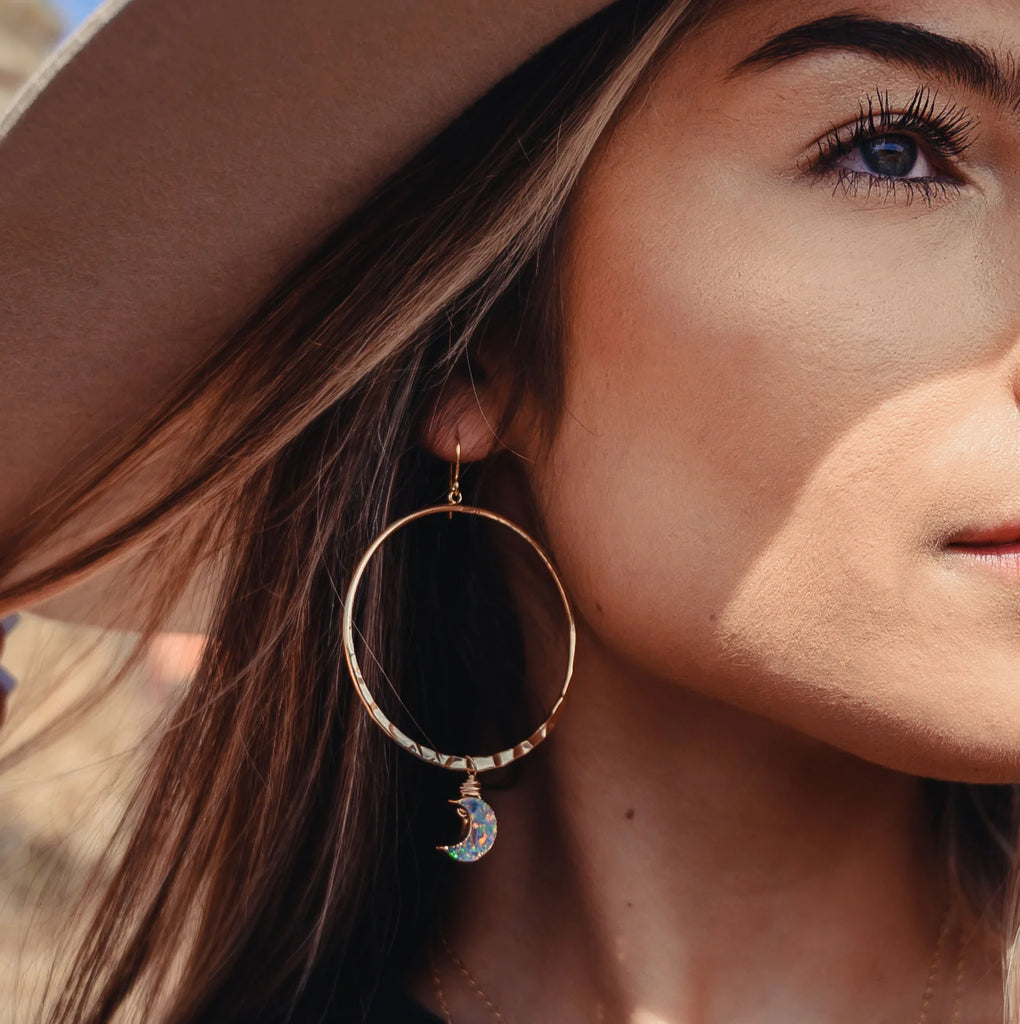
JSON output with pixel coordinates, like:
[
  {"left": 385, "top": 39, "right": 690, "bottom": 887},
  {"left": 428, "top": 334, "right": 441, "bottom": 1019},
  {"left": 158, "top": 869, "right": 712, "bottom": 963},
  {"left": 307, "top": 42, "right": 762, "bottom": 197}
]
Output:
[
  {"left": 806, "top": 88, "right": 977, "bottom": 205},
  {"left": 838, "top": 133, "right": 935, "bottom": 180}
]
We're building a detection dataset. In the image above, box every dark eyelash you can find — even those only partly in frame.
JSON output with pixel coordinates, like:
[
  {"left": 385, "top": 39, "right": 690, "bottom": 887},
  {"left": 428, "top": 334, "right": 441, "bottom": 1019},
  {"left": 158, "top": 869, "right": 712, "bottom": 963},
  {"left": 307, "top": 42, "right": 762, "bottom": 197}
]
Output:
[
  {"left": 819, "top": 84, "right": 977, "bottom": 162},
  {"left": 825, "top": 168, "right": 961, "bottom": 206},
  {"left": 809, "top": 85, "right": 977, "bottom": 205}
]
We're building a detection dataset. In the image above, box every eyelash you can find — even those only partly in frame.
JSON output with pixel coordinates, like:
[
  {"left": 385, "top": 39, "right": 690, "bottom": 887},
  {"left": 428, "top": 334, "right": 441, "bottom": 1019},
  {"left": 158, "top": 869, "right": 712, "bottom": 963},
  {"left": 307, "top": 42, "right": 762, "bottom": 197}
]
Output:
[{"left": 808, "top": 85, "right": 977, "bottom": 205}]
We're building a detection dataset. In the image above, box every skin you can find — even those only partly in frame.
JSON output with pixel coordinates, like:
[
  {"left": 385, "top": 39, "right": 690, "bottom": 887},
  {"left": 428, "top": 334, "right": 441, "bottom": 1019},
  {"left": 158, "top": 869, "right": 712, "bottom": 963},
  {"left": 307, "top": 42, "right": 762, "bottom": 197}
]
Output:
[{"left": 419, "top": 0, "right": 1020, "bottom": 1019}]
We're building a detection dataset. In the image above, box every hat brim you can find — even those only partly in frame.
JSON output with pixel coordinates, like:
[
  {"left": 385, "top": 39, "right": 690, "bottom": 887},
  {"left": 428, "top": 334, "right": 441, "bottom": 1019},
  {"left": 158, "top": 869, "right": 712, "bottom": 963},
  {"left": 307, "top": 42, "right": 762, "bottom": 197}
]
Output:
[{"left": 0, "top": 0, "right": 613, "bottom": 627}]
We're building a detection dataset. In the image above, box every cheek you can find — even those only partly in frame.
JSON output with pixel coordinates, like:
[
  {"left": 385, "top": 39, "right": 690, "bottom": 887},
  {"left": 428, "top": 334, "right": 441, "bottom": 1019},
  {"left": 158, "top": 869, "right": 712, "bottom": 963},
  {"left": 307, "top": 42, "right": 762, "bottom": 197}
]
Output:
[{"left": 534, "top": 142, "right": 1020, "bottom": 781}]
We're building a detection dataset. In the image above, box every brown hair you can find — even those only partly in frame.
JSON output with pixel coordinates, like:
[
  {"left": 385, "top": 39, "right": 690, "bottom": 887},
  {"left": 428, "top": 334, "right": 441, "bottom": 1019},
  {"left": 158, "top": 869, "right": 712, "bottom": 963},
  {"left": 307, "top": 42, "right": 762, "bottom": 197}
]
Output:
[{"left": 0, "top": 0, "right": 1017, "bottom": 1021}]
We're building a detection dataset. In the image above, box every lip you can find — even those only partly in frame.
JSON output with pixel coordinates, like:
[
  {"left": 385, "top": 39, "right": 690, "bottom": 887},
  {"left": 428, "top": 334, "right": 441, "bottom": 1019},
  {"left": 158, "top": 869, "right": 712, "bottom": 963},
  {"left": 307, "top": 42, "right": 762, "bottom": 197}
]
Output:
[
  {"left": 944, "top": 519, "right": 1020, "bottom": 574},
  {"left": 946, "top": 519, "right": 1020, "bottom": 546}
]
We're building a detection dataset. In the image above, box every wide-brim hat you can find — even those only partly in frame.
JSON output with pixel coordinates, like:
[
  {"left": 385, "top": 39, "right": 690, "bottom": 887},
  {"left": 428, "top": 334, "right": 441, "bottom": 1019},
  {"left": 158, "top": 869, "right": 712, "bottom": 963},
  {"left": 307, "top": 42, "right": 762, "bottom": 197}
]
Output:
[{"left": 0, "top": 0, "right": 617, "bottom": 624}]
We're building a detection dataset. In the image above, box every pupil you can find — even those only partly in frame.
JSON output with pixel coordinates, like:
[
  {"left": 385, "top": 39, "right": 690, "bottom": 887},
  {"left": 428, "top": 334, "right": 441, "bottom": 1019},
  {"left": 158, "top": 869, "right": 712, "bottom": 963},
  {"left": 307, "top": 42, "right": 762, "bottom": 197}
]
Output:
[{"left": 861, "top": 135, "right": 917, "bottom": 177}]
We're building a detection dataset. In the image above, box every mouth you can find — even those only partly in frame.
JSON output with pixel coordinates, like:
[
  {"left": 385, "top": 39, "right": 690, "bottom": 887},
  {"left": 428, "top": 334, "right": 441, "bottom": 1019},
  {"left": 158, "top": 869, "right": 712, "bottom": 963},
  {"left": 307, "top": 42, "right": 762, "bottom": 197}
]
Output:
[{"left": 945, "top": 519, "right": 1020, "bottom": 566}]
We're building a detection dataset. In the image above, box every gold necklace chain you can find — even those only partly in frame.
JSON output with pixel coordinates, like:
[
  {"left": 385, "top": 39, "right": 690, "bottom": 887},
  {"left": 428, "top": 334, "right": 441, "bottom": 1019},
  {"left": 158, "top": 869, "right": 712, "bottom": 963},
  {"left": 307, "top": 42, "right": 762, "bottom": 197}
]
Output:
[
  {"left": 430, "top": 933, "right": 507, "bottom": 1024},
  {"left": 918, "top": 908, "right": 966, "bottom": 1024},
  {"left": 430, "top": 907, "right": 967, "bottom": 1024}
]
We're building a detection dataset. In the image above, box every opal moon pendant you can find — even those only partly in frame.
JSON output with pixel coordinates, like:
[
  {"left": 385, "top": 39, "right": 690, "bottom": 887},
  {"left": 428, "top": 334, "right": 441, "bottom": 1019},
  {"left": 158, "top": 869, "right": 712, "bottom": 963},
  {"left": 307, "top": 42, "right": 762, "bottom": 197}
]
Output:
[{"left": 437, "top": 772, "right": 497, "bottom": 862}]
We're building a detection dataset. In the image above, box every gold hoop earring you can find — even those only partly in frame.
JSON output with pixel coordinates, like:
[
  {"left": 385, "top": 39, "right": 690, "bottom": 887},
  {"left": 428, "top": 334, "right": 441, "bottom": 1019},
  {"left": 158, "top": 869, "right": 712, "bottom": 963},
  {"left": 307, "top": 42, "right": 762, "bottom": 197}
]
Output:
[{"left": 342, "top": 442, "right": 576, "bottom": 862}]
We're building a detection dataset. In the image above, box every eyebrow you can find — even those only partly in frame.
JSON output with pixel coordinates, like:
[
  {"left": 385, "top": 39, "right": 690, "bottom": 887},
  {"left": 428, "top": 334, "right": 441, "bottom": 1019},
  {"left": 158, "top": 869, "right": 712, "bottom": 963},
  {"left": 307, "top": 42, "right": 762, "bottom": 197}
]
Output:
[{"left": 727, "top": 13, "right": 1020, "bottom": 115}]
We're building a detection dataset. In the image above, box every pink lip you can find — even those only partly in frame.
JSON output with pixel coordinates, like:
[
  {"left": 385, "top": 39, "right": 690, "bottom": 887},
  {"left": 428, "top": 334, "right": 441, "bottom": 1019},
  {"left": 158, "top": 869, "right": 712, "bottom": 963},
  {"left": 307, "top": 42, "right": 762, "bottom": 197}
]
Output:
[
  {"left": 947, "top": 520, "right": 1020, "bottom": 546},
  {"left": 945, "top": 520, "right": 1020, "bottom": 574}
]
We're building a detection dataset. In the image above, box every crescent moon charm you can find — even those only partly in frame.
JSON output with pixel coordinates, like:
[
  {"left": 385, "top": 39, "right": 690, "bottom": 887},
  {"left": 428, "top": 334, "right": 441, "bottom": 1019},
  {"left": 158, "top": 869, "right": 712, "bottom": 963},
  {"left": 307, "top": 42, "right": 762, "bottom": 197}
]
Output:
[{"left": 437, "top": 774, "right": 497, "bottom": 862}]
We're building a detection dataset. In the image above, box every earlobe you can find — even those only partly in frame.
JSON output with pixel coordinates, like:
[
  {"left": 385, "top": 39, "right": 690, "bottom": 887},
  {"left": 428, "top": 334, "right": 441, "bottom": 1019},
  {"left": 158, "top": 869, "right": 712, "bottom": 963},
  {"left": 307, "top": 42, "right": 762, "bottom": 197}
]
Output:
[{"left": 420, "top": 376, "right": 505, "bottom": 465}]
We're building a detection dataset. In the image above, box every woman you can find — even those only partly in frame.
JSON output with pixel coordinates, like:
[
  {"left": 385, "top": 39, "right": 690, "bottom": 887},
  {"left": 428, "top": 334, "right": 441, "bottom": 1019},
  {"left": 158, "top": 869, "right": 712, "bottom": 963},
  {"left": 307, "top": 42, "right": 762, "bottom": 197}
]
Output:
[{"left": 0, "top": 0, "right": 1017, "bottom": 1020}]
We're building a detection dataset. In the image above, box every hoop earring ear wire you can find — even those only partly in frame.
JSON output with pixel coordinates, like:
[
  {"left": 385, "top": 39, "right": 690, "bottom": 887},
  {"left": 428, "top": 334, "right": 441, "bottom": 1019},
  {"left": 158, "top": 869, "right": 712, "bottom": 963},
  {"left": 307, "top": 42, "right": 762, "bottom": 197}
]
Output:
[
  {"left": 341, "top": 443, "right": 576, "bottom": 862},
  {"left": 448, "top": 439, "right": 463, "bottom": 507}
]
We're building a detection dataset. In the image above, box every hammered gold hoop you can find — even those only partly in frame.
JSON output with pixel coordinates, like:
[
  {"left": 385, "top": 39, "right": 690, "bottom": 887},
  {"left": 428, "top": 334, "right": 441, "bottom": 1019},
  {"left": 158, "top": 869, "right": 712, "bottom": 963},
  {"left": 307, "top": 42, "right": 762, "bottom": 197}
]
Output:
[{"left": 341, "top": 501, "right": 576, "bottom": 774}]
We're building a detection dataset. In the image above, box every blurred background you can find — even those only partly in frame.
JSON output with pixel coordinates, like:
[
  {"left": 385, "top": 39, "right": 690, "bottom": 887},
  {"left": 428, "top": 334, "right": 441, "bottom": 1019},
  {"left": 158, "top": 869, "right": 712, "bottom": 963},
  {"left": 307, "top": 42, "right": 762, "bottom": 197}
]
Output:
[
  {"left": 1, "top": 1, "right": 103, "bottom": 111},
  {"left": 0, "top": 4, "right": 201, "bottom": 1015}
]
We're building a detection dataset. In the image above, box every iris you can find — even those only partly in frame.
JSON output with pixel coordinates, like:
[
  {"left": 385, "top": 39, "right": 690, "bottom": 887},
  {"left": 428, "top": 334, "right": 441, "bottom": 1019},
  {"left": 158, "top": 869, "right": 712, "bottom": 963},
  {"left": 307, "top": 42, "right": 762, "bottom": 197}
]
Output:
[{"left": 861, "top": 135, "right": 917, "bottom": 177}]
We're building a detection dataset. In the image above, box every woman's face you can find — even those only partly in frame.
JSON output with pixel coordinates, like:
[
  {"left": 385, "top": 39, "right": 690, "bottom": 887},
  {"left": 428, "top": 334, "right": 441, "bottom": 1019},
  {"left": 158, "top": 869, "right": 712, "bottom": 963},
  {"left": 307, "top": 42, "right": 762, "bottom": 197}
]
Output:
[{"left": 528, "top": 0, "right": 1020, "bottom": 782}]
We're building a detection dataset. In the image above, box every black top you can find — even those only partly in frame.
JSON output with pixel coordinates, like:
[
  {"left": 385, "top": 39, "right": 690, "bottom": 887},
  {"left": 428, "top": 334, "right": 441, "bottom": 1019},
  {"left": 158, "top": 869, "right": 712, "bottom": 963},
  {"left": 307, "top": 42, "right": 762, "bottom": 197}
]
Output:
[{"left": 363, "top": 984, "right": 443, "bottom": 1024}]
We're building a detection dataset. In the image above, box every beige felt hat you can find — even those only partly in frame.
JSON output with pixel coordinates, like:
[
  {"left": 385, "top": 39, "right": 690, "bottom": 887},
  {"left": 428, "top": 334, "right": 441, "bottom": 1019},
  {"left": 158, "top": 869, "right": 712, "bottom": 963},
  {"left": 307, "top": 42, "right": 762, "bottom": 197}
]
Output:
[{"left": 0, "top": 0, "right": 617, "bottom": 625}]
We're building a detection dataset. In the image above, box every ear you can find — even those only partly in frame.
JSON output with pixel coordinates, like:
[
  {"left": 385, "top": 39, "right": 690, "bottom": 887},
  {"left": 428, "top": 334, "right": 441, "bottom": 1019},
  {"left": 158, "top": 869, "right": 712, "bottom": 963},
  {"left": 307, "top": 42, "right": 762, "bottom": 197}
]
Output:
[{"left": 420, "top": 371, "right": 509, "bottom": 465}]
